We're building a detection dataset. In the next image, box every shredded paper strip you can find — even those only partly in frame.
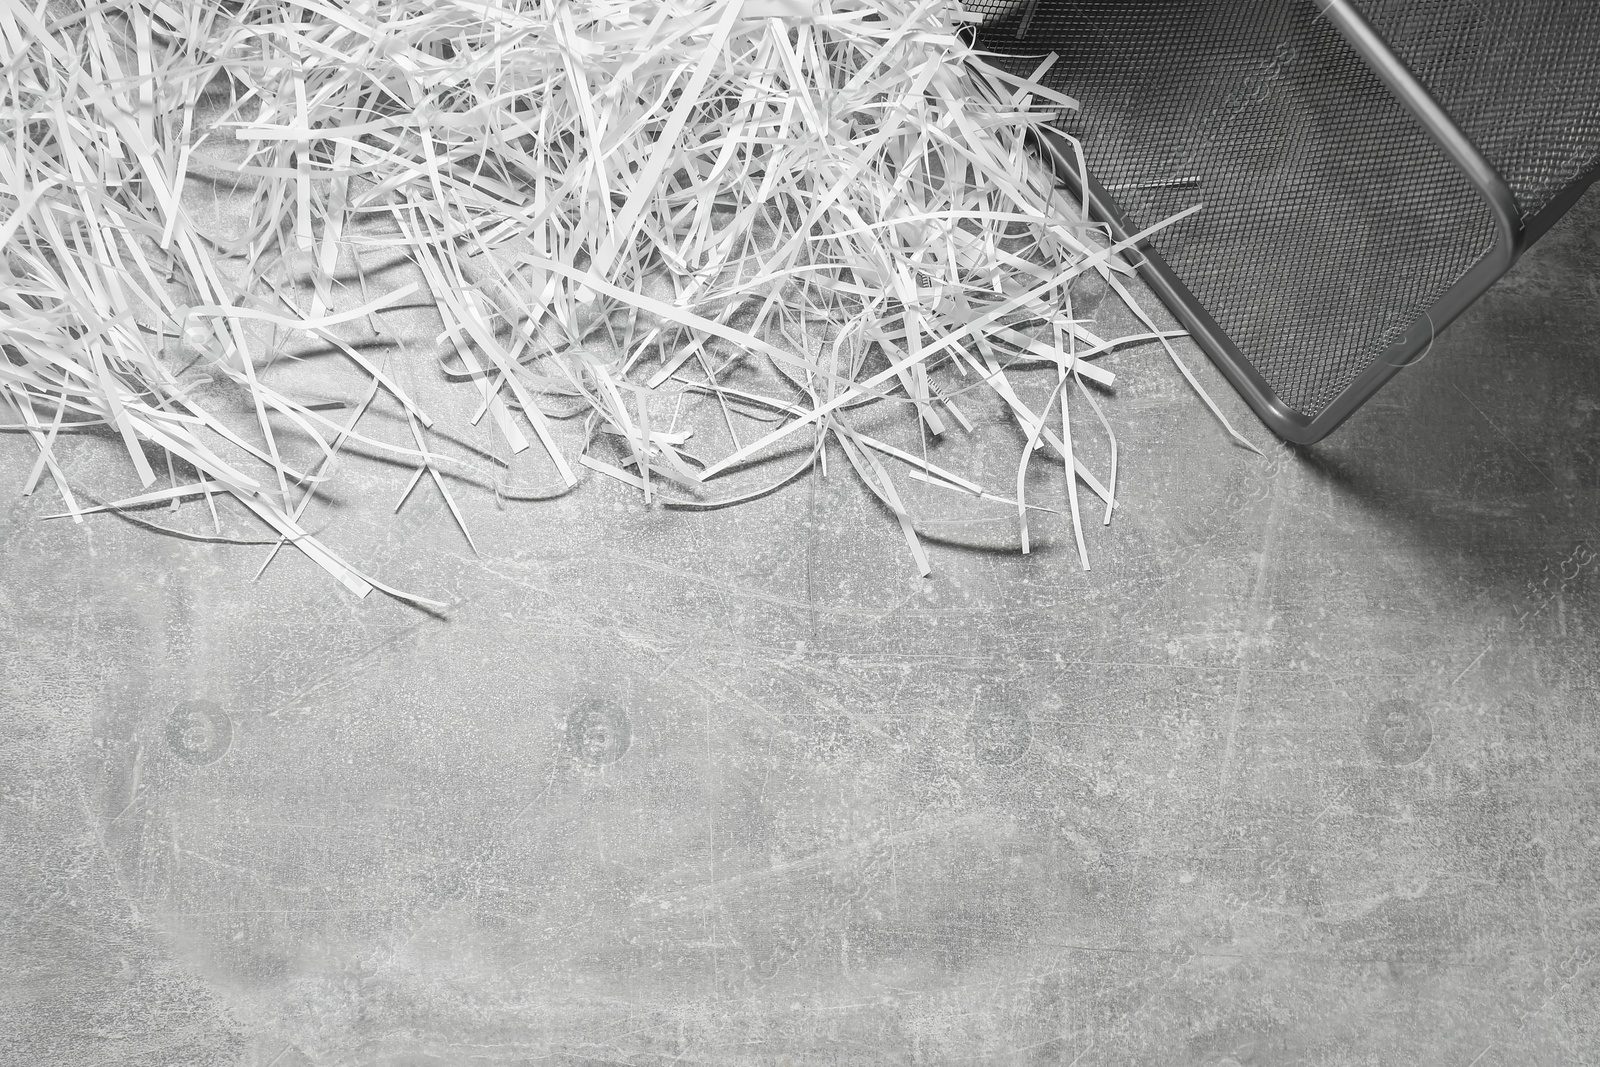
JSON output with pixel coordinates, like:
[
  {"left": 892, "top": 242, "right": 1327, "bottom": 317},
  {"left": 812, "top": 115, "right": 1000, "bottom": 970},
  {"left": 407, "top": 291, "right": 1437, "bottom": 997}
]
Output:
[{"left": 0, "top": 0, "right": 1249, "bottom": 604}]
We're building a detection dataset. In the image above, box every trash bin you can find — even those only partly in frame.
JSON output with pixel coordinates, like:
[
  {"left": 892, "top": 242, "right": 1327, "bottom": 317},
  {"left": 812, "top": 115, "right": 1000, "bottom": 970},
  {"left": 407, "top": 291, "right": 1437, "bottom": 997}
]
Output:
[{"left": 971, "top": 0, "right": 1600, "bottom": 442}]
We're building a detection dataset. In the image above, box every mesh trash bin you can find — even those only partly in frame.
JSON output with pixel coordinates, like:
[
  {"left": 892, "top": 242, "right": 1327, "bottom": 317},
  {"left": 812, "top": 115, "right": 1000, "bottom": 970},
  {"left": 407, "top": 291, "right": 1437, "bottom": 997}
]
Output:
[{"left": 970, "top": 0, "right": 1600, "bottom": 443}]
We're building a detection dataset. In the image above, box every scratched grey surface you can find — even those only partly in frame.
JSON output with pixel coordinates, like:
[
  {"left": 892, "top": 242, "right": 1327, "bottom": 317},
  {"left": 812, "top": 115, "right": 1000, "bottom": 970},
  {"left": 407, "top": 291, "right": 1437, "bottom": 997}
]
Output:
[{"left": 5, "top": 185, "right": 1600, "bottom": 1066}]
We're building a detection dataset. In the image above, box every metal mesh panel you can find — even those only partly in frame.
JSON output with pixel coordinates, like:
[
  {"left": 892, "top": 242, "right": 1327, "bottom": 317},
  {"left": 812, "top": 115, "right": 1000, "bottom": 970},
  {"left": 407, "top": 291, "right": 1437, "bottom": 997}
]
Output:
[
  {"left": 1354, "top": 0, "right": 1600, "bottom": 219},
  {"left": 970, "top": 0, "right": 1498, "bottom": 419}
]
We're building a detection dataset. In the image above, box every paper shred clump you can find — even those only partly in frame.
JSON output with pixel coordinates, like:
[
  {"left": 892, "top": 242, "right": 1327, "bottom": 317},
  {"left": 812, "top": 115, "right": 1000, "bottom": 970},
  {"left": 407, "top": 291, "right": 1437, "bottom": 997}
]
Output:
[{"left": 0, "top": 0, "right": 1248, "bottom": 604}]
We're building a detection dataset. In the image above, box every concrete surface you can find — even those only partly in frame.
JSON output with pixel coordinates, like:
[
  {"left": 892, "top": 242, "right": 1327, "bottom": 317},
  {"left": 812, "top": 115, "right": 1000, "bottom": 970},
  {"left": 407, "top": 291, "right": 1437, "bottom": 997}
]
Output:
[{"left": 4, "top": 186, "right": 1600, "bottom": 1066}]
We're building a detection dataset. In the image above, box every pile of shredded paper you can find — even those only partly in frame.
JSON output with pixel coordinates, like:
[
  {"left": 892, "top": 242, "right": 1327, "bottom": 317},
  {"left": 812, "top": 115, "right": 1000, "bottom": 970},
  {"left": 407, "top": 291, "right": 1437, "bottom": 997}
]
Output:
[{"left": 0, "top": 0, "right": 1247, "bottom": 605}]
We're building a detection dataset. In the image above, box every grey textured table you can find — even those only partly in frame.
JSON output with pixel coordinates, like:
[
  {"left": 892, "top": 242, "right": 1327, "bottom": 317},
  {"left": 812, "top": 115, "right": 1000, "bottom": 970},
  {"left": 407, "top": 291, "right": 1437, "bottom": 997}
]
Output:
[{"left": 4, "top": 187, "right": 1599, "bottom": 1067}]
